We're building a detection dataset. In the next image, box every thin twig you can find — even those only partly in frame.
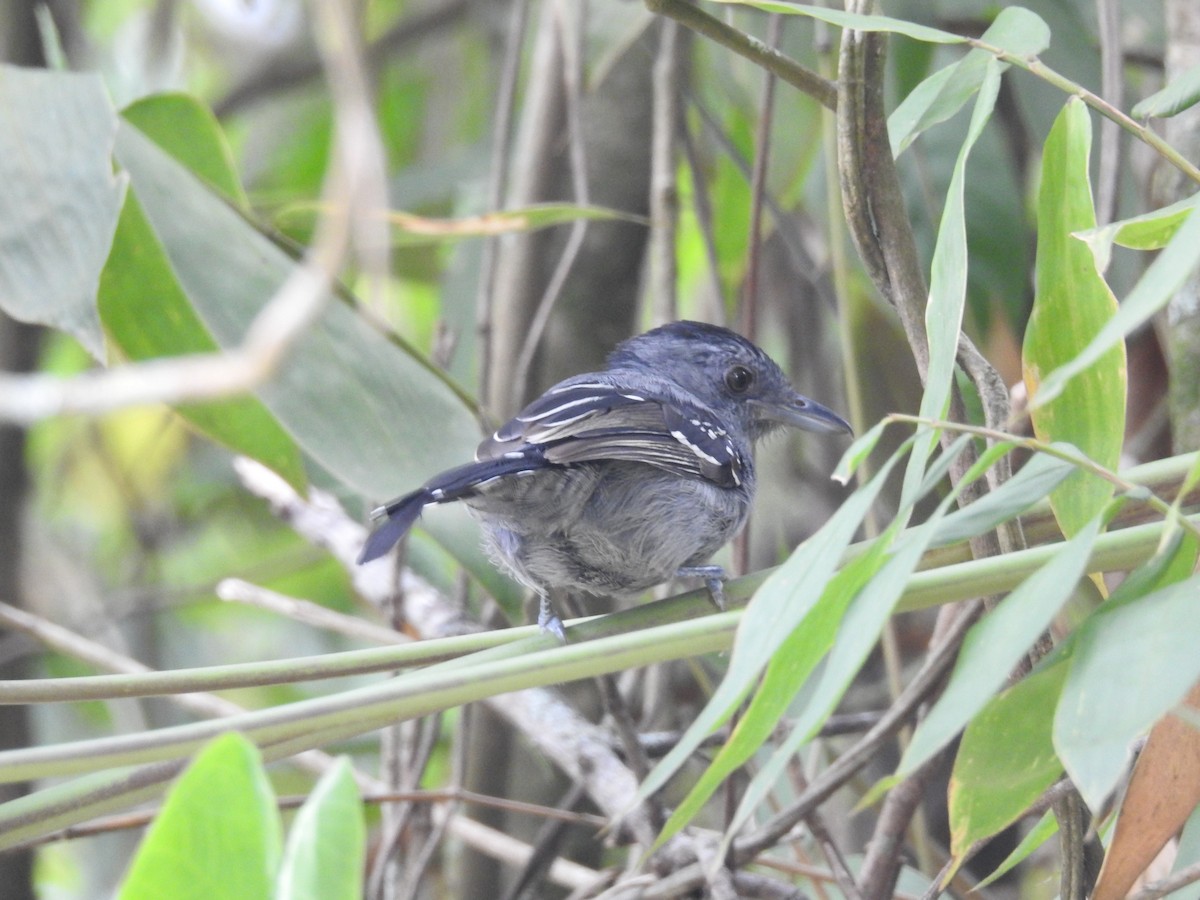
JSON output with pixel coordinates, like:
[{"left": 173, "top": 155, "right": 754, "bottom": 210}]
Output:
[
  {"left": 645, "top": 0, "right": 837, "bottom": 109},
  {"left": 1094, "top": 0, "right": 1123, "bottom": 225},
  {"left": 648, "top": 17, "right": 683, "bottom": 326},
  {"left": 509, "top": 0, "right": 591, "bottom": 407},
  {"left": 734, "top": 600, "right": 981, "bottom": 861},
  {"left": 475, "top": 0, "right": 531, "bottom": 412}
]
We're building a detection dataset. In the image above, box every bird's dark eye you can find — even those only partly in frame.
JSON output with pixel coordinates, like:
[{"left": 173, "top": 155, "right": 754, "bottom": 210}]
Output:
[{"left": 724, "top": 364, "right": 754, "bottom": 394}]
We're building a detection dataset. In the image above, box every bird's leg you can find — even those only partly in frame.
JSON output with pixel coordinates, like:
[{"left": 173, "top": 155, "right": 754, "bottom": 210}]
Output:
[
  {"left": 675, "top": 564, "right": 727, "bottom": 611},
  {"left": 537, "top": 593, "right": 567, "bottom": 642}
]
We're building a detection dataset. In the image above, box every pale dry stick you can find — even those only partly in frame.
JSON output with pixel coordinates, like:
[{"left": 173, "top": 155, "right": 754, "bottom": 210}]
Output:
[
  {"left": 311, "top": 0, "right": 391, "bottom": 312},
  {"left": 217, "top": 578, "right": 408, "bottom": 647},
  {"left": 1129, "top": 859, "right": 1200, "bottom": 900}
]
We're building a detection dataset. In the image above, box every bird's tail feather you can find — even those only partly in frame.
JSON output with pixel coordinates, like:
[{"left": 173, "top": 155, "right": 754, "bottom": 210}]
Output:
[{"left": 357, "top": 454, "right": 545, "bottom": 564}]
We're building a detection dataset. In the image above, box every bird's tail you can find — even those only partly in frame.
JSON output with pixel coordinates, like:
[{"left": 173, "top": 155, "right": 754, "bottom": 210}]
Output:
[{"left": 357, "top": 454, "right": 544, "bottom": 564}]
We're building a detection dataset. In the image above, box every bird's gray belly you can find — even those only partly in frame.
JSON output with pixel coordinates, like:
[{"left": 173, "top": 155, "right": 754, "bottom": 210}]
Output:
[{"left": 467, "top": 462, "right": 752, "bottom": 597}]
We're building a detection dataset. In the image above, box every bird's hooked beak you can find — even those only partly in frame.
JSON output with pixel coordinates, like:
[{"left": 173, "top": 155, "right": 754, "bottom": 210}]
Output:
[{"left": 752, "top": 392, "right": 853, "bottom": 436}]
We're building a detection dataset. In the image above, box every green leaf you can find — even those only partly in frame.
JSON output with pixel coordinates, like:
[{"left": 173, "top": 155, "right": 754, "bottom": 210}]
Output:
[
  {"left": 928, "top": 446, "right": 1075, "bottom": 548},
  {"left": 1054, "top": 570, "right": 1200, "bottom": 812},
  {"left": 0, "top": 65, "right": 125, "bottom": 360},
  {"left": 656, "top": 532, "right": 895, "bottom": 847},
  {"left": 122, "top": 93, "right": 248, "bottom": 207},
  {"left": 637, "top": 438, "right": 912, "bottom": 805},
  {"left": 900, "top": 59, "right": 1001, "bottom": 507},
  {"left": 1132, "top": 63, "right": 1200, "bottom": 119},
  {"left": 1023, "top": 99, "right": 1126, "bottom": 537},
  {"left": 1038, "top": 203, "right": 1200, "bottom": 407},
  {"left": 118, "top": 733, "right": 282, "bottom": 900},
  {"left": 831, "top": 419, "right": 887, "bottom": 484},
  {"left": 277, "top": 759, "right": 364, "bottom": 900},
  {"left": 99, "top": 188, "right": 309, "bottom": 491},
  {"left": 898, "top": 509, "right": 1107, "bottom": 780},
  {"left": 889, "top": 8, "right": 1050, "bottom": 157},
  {"left": 949, "top": 654, "right": 1067, "bottom": 858},
  {"left": 1081, "top": 193, "right": 1200, "bottom": 263},
  {"left": 110, "top": 117, "right": 511, "bottom": 594},
  {"left": 712, "top": 2, "right": 968, "bottom": 44}
]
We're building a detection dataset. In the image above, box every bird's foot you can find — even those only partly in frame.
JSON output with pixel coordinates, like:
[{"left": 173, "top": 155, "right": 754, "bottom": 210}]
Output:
[
  {"left": 675, "top": 565, "right": 727, "bottom": 611},
  {"left": 537, "top": 594, "right": 567, "bottom": 642}
]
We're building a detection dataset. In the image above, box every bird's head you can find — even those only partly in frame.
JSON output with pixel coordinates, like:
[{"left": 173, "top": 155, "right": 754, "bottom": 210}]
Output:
[{"left": 607, "top": 321, "right": 853, "bottom": 442}]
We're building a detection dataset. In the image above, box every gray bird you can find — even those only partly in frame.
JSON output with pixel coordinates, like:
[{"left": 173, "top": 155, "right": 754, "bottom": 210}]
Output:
[{"left": 358, "top": 321, "right": 851, "bottom": 638}]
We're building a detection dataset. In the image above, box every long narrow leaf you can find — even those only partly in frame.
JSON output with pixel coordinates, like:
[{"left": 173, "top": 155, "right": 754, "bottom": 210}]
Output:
[{"left": 898, "top": 508, "right": 1109, "bottom": 779}]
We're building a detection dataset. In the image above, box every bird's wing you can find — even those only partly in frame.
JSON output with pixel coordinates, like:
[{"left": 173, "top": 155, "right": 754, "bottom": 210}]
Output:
[{"left": 477, "top": 380, "right": 745, "bottom": 488}]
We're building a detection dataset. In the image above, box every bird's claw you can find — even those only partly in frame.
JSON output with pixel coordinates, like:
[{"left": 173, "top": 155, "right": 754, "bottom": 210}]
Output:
[
  {"left": 676, "top": 565, "right": 727, "bottom": 612},
  {"left": 537, "top": 595, "right": 567, "bottom": 642}
]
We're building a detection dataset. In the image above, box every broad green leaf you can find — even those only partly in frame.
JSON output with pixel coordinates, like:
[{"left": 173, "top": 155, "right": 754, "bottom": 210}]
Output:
[
  {"left": 1054, "top": 570, "right": 1200, "bottom": 812},
  {"left": 110, "top": 118, "right": 512, "bottom": 595},
  {"left": 1023, "top": 99, "right": 1126, "bottom": 537},
  {"left": 113, "top": 120, "right": 481, "bottom": 497},
  {"left": 889, "top": 8, "right": 1049, "bottom": 157},
  {"left": 900, "top": 59, "right": 1001, "bottom": 508},
  {"left": 277, "top": 759, "right": 364, "bottom": 900},
  {"left": 637, "top": 438, "right": 912, "bottom": 804},
  {"left": 1132, "top": 63, "right": 1200, "bottom": 119},
  {"left": 1038, "top": 203, "right": 1200, "bottom": 407},
  {"left": 898, "top": 509, "right": 1108, "bottom": 780},
  {"left": 949, "top": 654, "right": 1067, "bottom": 858},
  {"left": 99, "top": 188, "right": 308, "bottom": 491},
  {"left": 118, "top": 733, "right": 282, "bottom": 900},
  {"left": 0, "top": 65, "right": 125, "bottom": 360},
  {"left": 122, "top": 94, "right": 248, "bottom": 207}
]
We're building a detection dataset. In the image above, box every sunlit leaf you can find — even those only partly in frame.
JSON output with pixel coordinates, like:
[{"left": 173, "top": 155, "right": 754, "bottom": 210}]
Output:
[
  {"left": 1039, "top": 203, "right": 1200, "bottom": 407},
  {"left": 0, "top": 65, "right": 125, "bottom": 360},
  {"left": 928, "top": 444, "right": 1074, "bottom": 548},
  {"left": 99, "top": 188, "right": 309, "bottom": 491},
  {"left": 118, "top": 733, "right": 281, "bottom": 900},
  {"left": 122, "top": 93, "right": 248, "bottom": 207},
  {"left": 1023, "top": 99, "right": 1126, "bottom": 537},
  {"left": 277, "top": 759, "right": 364, "bottom": 900},
  {"left": 657, "top": 532, "right": 894, "bottom": 847}
]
